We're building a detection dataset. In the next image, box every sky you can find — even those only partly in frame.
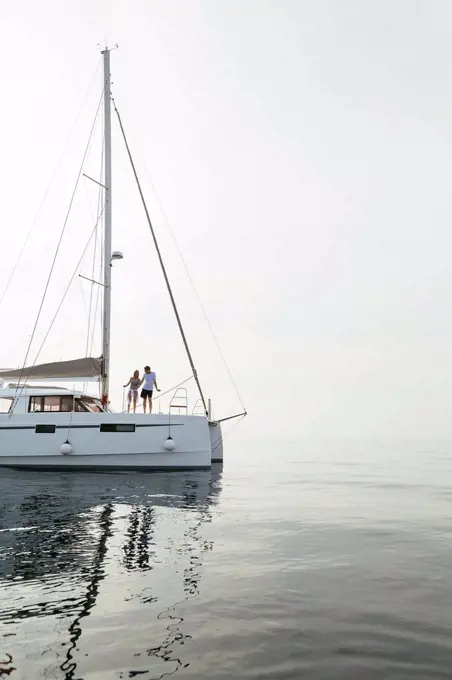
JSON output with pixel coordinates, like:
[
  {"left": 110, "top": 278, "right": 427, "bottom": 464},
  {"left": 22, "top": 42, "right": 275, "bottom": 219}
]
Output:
[{"left": 1, "top": 0, "right": 452, "bottom": 440}]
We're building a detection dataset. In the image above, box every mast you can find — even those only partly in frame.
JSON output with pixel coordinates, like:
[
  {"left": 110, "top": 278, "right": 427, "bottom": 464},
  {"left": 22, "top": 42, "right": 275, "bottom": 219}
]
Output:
[{"left": 101, "top": 48, "right": 112, "bottom": 406}]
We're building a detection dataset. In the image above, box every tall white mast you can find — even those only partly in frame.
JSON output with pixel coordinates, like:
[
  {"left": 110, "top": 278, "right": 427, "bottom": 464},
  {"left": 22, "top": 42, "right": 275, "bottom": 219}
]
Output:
[{"left": 101, "top": 47, "right": 112, "bottom": 406}]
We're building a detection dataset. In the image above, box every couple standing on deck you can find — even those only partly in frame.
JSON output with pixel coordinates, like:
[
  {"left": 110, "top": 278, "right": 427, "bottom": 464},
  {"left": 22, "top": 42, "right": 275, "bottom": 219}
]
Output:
[{"left": 123, "top": 366, "right": 161, "bottom": 414}]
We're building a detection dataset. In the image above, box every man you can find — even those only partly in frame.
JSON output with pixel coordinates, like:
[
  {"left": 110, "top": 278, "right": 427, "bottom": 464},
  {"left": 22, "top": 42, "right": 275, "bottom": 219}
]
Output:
[{"left": 140, "top": 365, "right": 160, "bottom": 414}]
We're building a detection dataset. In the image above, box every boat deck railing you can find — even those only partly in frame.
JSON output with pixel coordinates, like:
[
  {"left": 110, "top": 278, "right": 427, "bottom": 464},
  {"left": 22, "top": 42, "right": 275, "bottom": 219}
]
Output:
[
  {"left": 192, "top": 398, "right": 205, "bottom": 416},
  {"left": 169, "top": 387, "right": 188, "bottom": 415}
]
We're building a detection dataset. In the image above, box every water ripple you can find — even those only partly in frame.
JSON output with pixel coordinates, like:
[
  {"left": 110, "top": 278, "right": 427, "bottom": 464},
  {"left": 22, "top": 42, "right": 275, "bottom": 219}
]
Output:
[{"left": 1, "top": 446, "right": 452, "bottom": 678}]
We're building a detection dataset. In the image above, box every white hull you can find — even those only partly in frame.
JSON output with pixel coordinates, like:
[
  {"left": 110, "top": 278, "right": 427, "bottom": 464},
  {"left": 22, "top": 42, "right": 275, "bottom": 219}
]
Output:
[
  {"left": 0, "top": 412, "right": 211, "bottom": 470},
  {"left": 0, "top": 453, "right": 208, "bottom": 471}
]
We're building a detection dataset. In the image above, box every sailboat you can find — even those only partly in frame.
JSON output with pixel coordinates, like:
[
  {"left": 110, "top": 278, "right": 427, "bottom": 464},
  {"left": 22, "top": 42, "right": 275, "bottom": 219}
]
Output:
[{"left": 0, "top": 48, "right": 245, "bottom": 471}]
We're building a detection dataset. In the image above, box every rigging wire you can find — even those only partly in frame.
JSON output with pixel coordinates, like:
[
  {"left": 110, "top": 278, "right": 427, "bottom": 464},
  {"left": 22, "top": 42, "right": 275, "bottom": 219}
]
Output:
[
  {"left": 77, "top": 275, "right": 90, "bottom": 319},
  {"left": 85, "top": 131, "right": 105, "bottom": 356},
  {"left": 30, "top": 209, "right": 105, "bottom": 370},
  {"left": 112, "top": 98, "right": 209, "bottom": 417},
  {"left": 88, "top": 242, "right": 103, "bottom": 357},
  {"left": 82, "top": 131, "right": 104, "bottom": 395},
  {"left": 97, "top": 171, "right": 105, "bottom": 358},
  {"left": 152, "top": 189, "right": 247, "bottom": 412},
  {"left": 87, "top": 101, "right": 105, "bottom": 363},
  {"left": 211, "top": 414, "right": 246, "bottom": 454},
  {"left": 0, "top": 61, "right": 102, "bottom": 310},
  {"left": 14, "top": 89, "right": 105, "bottom": 397},
  {"left": 153, "top": 375, "right": 193, "bottom": 403},
  {"left": 106, "top": 93, "right": 246, "bottom": 413}
]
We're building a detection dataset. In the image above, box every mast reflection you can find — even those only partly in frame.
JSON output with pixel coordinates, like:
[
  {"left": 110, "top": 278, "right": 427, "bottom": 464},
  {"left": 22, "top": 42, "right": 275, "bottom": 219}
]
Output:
[{"left": 0, "top": 466, "right": 223, "bottom": 679}]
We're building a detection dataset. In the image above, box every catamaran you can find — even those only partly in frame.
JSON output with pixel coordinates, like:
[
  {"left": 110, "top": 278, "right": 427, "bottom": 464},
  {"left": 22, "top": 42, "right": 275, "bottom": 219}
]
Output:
[{"left": 0, "top": 48, "right": 245, "bottom": 471}]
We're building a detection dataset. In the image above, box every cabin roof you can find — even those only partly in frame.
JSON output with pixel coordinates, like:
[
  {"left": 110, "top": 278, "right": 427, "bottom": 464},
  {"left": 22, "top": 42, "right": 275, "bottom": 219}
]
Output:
[{"left": 0, "top": 386, "right": 91, "bottom": 399}]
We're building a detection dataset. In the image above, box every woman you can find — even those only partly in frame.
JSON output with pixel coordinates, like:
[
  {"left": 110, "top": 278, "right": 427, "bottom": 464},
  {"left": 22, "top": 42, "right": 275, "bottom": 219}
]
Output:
[{"left": 123, "top": 370, "right": 141, "bottom": 413}]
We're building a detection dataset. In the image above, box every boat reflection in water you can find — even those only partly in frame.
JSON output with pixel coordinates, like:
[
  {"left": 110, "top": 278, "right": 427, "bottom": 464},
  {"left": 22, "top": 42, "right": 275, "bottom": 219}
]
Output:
[{"left": 0, "top": 465, "right": 223, "bottom": 679}]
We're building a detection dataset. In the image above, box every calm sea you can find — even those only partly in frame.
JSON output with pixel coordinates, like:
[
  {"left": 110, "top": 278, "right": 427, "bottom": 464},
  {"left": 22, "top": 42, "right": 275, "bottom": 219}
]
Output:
[{"left": 1, "top": 440, "right": 452, "bottom": 679}]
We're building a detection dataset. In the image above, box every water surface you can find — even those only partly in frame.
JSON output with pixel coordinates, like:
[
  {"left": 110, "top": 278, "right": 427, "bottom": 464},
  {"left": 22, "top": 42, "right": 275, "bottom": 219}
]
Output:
[{"left": 1, "top": 441, "right": 452, "bottom": 679}]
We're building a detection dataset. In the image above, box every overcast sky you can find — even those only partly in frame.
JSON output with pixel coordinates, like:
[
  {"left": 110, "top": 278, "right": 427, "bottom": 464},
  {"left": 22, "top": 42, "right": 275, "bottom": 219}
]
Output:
[{"left": 1, "top": 0, "right": 452, "bottom": 440}]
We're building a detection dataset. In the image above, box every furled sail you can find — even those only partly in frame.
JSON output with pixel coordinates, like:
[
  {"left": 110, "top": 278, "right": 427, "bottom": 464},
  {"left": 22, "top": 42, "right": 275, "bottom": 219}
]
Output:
[{"left": 0, "top": 357, "right": 102, "bottom": 382}]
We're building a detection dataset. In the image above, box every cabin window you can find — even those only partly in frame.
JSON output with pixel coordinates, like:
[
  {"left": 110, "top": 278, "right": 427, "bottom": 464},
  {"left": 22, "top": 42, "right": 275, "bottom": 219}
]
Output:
[
  {"left": 28, "top": 395, "right": 104, "bottom": 413},
  {"left": 78, "top": 397, "right": 104, "bottom": 412},
  {"left": 29, "top": 396, "right": 76, "bottom": 413},
  {"left": 100, "top": 423, "right": 135, "bottom": 433},
  {"left": 73, "top": 399, "right": 89, "bottom": 412},
  {"left": 0, "top": 398, "right": 12, "bottom": 414},
  {"left": 35, "top": 424, "right": 56, "bottom": 434}
]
